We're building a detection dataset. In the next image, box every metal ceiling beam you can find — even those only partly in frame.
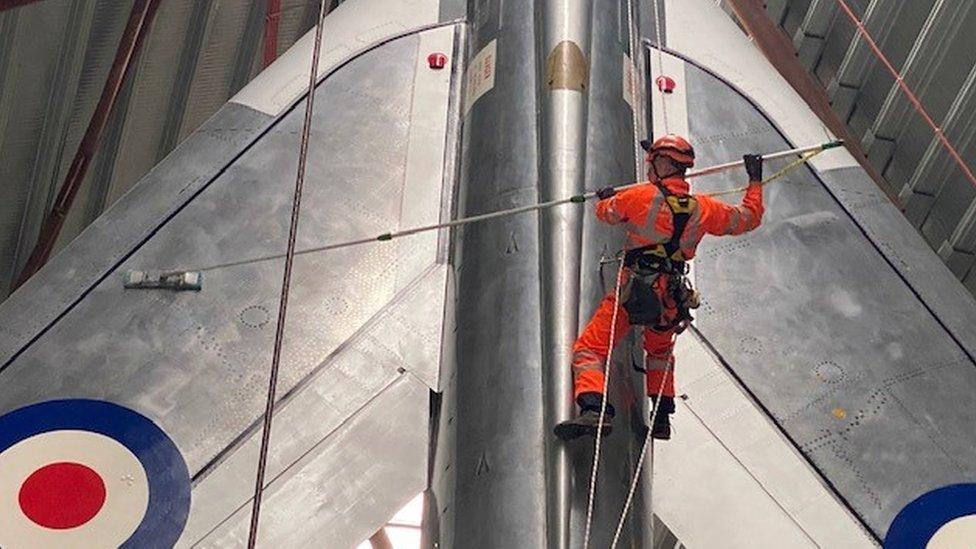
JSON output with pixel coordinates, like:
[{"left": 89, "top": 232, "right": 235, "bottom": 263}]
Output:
[
  {"left": 907, "top": 64, "right": 976, "bottom": 278},
  {"left": 764, "top": 0, "right": 791, "bottom": 27},
  {"left": 860, "top": 0, "right": 971, "bottom": 172},
  {"left": 84, "top": 52, "right": 142, "bottom": 224},
  {"left": 10, "top": 0, "right": 162, "bottom": 291},
  {"left": 157, "top": 0, "right": 216, "bottom": 159},
  {"left": 792, "top": 0, "right": 838, "bottom": 69},
  {"left": 825, "top": 0, "right": 909, "bottom": 121},
  {"left": 0, "top": 12, "right": 19, "bottom": 157},
  {"left": 230, "top": 0, "right": 266, "bottom": 92},
  {"left": 10, "top": 0, "right": 95, "bottom": 286},
  {"left": 900, "top": 63, "right": 976, "bottom": 225},
  {"left": 723, "top": 0, "right": 903, "bottom": 207}
]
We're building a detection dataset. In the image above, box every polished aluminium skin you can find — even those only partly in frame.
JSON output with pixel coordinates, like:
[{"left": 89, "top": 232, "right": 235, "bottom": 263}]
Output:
[{"left": 539, "top": 2, "right": 592, "bottom": 547}]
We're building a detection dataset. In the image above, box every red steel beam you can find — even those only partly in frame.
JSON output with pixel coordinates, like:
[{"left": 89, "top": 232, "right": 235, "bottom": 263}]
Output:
[
  {"left": 11, "top": 0, "right": 163, "bottom": 291},
  {"left": 0, "top": 0, "right": 45, "bottom": 12},
  {"left": 723, "top": 0, "right": 904, "bottom": 209},
  {"left": 262, "top": 0, "right": 282, "bottom": 67}
]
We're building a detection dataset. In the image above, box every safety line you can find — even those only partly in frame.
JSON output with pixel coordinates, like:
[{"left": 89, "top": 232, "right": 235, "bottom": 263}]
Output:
[
  {"left": 610, "top": 364, "right": 672, "bottom": 549},
  {"left": 601, "top": 1, "right": 669, "bottom": 542},
  {"left": 597, "top": 148, "right": 828, "bottom": 547},
  {"left": 246, "top": 0, "right": 328, "bottom": 546},
  {"left": 625, "top": 0, "right": 645, "bottom": 180},
  {"left": 582, "top": 261, "right": 626, "bottom": 549},
  {"left": 652, "top": 0, "right": 669, "bottom": 134},
  {"left": 178, "top": 142, "right": 838, "bottom": 275},
  {"left": 833, "top": 0, "right": 976, "bottom": 193}
]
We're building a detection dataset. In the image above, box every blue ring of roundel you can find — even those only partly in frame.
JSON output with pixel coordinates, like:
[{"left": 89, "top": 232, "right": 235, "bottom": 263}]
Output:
[
  {"left": 885, "top": 483, "right": 976, "bottom": 548},
  {"left": 0, "top": 399, "right": 191, "bottom": 548}
]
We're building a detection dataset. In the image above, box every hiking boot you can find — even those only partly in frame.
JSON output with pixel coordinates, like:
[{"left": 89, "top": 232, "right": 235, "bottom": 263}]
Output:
[
  {"left": 554, "top": 410, "right": 613, "bottom": 440},
  {"left": 649, "top": 395, "right": 674, "bottom": 440},
  {"left": 650, "top": 414, "right": 671, "bottom": 440}
]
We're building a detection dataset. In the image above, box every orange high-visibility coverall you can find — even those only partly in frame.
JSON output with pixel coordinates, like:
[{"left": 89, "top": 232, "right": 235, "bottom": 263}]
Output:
[{"left": 572, "top": 176, "right": 764, "bottom": 401}]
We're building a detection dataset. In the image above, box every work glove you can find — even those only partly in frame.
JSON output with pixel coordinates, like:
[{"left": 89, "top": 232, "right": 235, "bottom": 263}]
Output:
[
  {"left": 596, "top": 186, "right": 617, "bottom": 200},
  {"left": 744, "top": 154, "right": 763, "bottom": 182}
]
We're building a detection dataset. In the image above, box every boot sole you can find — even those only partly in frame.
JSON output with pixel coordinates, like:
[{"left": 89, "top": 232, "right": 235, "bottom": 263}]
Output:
[
  {"left": 651, "top": 427, "right": 671, "bottom": 440},
  {"left": 553, "top": 422, "right": 612, "bottom": 441}
]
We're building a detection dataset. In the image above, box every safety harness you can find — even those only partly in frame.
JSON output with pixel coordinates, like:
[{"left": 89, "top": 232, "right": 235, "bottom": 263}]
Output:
[{"left": 621, "top": 184, "right": 700, "bottom": 331}]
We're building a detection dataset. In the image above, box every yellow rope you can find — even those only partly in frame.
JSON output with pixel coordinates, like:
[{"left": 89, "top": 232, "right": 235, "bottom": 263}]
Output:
[{"left": 705, "top": 148, "right": 824, "bottom": 197}]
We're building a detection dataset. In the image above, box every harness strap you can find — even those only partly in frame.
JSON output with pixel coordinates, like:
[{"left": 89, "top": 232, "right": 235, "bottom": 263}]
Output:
[
  {"left": 624, "top": 183, "right": 697, "bottom": 268},
  {"left": 621, "top": 183, "right": 700, "bottom": 331},
  {"left": 663, "top": 194, "right": 694, "bottom": 259}
]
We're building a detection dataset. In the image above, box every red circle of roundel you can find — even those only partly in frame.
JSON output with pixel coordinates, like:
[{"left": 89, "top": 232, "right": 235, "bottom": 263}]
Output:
[{"left": 18, "top": 462, "right": 107, "bottom": 529}]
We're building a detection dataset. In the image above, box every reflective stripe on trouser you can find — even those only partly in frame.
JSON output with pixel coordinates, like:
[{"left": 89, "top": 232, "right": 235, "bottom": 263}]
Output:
[
  {"left": 572, "top": 285, "right": 632, "bottom": 400},
  {"left": 572, "top": 278, "right": 678, "bottom": 399}
]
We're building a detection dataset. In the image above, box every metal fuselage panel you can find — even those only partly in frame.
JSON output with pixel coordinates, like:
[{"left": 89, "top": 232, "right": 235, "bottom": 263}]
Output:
[
  {"left": 435, "top": 2, "right": 548, "bottom": 546},
  {"left": 430, "top": 1, "right": 652, "bottom": 547}
]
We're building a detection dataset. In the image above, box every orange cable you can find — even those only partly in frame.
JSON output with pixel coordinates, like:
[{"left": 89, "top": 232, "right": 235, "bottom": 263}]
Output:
[{"left": 833, "top": 0, "right": 976, "bottom": 191}]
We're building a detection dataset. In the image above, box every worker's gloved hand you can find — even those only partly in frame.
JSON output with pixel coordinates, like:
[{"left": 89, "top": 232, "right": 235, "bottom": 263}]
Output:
[
  {"left": 596, "top": 186, "right": 617, "bottom": 200},
  {"left": 744, "top": 154, "right": 763, "bottom": 182}
]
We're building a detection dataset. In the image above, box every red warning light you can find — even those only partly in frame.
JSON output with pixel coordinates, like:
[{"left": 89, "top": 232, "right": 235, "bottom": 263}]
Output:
[
  {"left": 428, "top": 53, "right": 448, "bottom": 70},
  {"left": 656, "top": 75, "right": 677, "bottom": 94}
]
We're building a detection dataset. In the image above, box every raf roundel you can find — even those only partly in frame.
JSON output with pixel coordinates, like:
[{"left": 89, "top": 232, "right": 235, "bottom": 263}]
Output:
[
  {"left": 885, "top": 484, "right": 976, "bottom": 548},
  {"left": 0, "top": 399, "right": 191, "bottom": 548}
]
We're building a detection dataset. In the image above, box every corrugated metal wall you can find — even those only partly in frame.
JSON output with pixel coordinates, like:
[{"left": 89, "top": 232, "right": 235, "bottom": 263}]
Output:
[
  {"left": 757, "top": 0, "right": 976, "bottom": 295},
  {"left": 0, "top": 0, "right": 333, "bottom": 298}
]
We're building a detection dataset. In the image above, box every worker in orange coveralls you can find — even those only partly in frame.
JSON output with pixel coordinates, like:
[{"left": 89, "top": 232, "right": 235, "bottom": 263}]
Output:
[{"left": 554, "top": 135, "right": 765, "bottom": 441}]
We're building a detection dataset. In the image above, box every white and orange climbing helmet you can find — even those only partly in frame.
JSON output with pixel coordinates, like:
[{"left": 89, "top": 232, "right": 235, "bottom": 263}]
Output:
[{"left": 640, "top": 134, "right": 696, "bottom": 168}]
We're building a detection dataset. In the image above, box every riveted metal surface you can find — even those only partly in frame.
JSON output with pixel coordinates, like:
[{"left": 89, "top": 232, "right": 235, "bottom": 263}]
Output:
[
  {"left": 684, "top": 60, "right": 976, "bottom": 537},
  {"left": 0, "top": 22, "right": 459, "bottom": 545},
  {"left": 430, "top": 0, "right": 548, "bottom": 546},
  {"left": 0, "top": 101, "right": 273, "bottom": 360}
]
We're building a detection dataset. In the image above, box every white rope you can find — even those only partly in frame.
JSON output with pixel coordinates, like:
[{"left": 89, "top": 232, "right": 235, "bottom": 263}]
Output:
[
  {"left": 582, "top": 260, "right": 626, "bottom": 549},
  {"left": 625, "top": 0, "right": 645, "bottom": 179},
  {"left": 610, "top": 350, "right": 673, "bottom": 548},
  {"left": 652, "top": 0, "right": 669, "bottom": 134}
]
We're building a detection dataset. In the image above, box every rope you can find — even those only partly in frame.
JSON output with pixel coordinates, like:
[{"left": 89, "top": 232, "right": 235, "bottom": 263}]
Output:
[
  {"left": 245, "top": 0, "right": 328, "bottom": 546},
  {"left": 602, "top": 147, "right": 827, "bottom": 547},
  {"left": 706, "top": 148, "right": 824, "bottom": 197},
  {"left": 610, "top": 356, "right": 673, "bottom": 548},
  {"left": 584, "top": 7, "right": 653, "bottom": 545},
  {"left": 833, "top": 0, "right": 976, "bottom": 193},
  {"left": 625, "top": 0, "right": 644, "bottom": 179},
  {"left": 582, "top": 260, "right": 626, "bottom": 549},
  {"left": 586, "top": 4, "right": 671, "bottom": 543},
  {"left": 652, "top": 0, "right": 669, "bottom": 134}
]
